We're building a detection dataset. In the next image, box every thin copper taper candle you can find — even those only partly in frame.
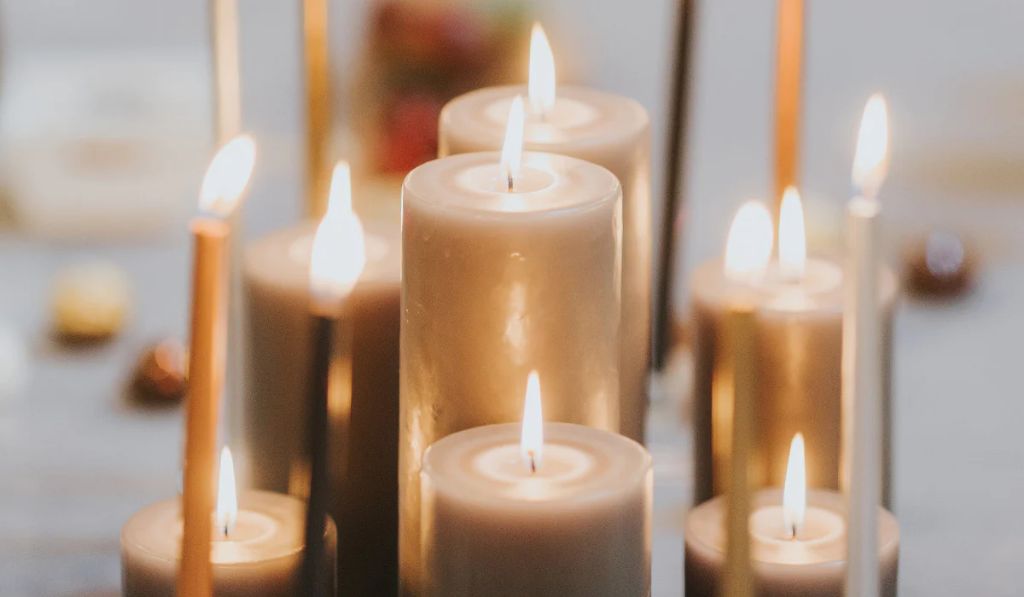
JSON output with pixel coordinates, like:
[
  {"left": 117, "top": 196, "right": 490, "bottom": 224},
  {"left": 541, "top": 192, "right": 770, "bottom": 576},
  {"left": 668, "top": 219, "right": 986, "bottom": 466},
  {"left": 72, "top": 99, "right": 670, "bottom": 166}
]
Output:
[
  {"left": 178, "top": 136, "right": 256, "bottom": 597},
  {"left": 773, "top": 0, "right": 804, "bottom": 213},
  {"left": 302, "top": 0, "right": 332, "bottom": 219},
  {"left": 723, "top": 303, "right": 755, "bottom": 597}
]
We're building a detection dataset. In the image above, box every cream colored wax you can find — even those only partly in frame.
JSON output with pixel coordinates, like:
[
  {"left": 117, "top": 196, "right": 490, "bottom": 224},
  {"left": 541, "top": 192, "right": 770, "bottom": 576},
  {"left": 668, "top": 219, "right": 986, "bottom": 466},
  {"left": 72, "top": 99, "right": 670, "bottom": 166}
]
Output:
[
  {"left": 421, "top": 423, "right": 652, "bottom": 597},
  {"left": 400, "top": 151, "right": 622, "bottom": 594},
  {"left": 690, "top": 259, "right": 895, "bottom": 503},
  {"left": 121, "top": 490, "right": 336, "bottom": 596},
  {"left": 439, "top": 85, "right": 651, "bottom": 442},
  {"left": 684, "top": 489, "right": 899, "bottom": 597},
  {"left": 243, "top": 215, "right": 400, "bottom": 596}
]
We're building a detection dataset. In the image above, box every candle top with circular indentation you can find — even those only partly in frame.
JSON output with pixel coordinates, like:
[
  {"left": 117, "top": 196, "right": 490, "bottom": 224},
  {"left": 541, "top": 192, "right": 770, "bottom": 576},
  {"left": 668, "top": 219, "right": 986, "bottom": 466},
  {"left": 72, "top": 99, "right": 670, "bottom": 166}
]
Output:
[
  {"left": 441, "top": 85, "right": 648, "bottom": 150},
  {"left": 403, "top": 151, "right": 620, "bottom": 216},
  {"left": 685, "top": 489, "right": 900, "bottom": 567},
  {"left": 121, "top": 490, "right": 328, "bottom": 565},
  {"left": 421, "top": 422, "right": 650, "bottom": 508}
]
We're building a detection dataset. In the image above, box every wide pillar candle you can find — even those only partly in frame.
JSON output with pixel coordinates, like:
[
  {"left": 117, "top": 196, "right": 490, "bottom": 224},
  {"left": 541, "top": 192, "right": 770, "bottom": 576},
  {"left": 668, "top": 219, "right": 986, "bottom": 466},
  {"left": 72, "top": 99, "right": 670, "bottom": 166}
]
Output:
[
  {"left": 400, "top": 151, "right": 622, "bottom": 594},
  {"left": 690, "top": 260, "right": 895, "bottom": 503},
  {"left": 684, "top": 489, "right": 899, "bottom": 597},
  {"left": 121, "top": 490, "right": 337, "bottom": 596},
  {"left": 421, "top": 422, "right": 652, "bottom": 597},
  {"left": 243, "top": 215, "right": 400, "bottom": 596},
  {"left": 439, "top": 85, "right": 651, "bottom": 442}
]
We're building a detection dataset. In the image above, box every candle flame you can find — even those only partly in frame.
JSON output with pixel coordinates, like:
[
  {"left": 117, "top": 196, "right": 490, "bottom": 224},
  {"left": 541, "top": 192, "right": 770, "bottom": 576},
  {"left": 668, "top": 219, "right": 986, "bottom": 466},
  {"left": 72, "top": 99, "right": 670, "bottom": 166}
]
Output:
[
  {"left": 783, "top": 433, "right": 807, "bottom": 538},
  {"left": 528, "top": 22, "right": 556, "bottom": 116},
  {"left": 198, "top": 134, "right": 256, "bottom": 217},
  {"left": 500, "top": 96, "right": 526, "bottom": 192},
  {"left": 215, "top": 446, "right": 238, "bottom": 536},
  {"left": 309, "top": 161, "right": 366, "bottom": 311},
  {"left": 852, "top": 93, "right": 889, "bottom": 200},
  {"left": 724, "top": 201, "right": 773, "bottom": 282},
  {"left": 520, "top": 371, "right": 543, "bottom": 473},
  {"left": 778, "top": 186, "right": 807, "bottom": 281}
]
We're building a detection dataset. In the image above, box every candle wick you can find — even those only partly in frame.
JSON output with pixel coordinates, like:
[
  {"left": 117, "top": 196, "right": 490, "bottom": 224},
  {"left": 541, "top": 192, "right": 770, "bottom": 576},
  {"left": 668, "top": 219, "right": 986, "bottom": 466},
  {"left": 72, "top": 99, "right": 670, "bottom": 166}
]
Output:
[
  {"left": 507, "top": 174, "right": 515, "bottom": 192},
  {"left": 790, "top": 524, "right": 797, "bottom": 540},
  {"left": 529, "top": 451, "right": 536, "bottom": 474},
  {"left": 223, "top": 524, "right": 230, "bottom": 538}
]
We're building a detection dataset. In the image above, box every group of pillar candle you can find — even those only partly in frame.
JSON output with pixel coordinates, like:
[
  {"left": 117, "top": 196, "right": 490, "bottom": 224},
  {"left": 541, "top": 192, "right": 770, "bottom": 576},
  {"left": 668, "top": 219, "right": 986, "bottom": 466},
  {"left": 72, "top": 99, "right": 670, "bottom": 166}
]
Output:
[{"left": 118, "top": 20, "right": 901, "bottom": 597}]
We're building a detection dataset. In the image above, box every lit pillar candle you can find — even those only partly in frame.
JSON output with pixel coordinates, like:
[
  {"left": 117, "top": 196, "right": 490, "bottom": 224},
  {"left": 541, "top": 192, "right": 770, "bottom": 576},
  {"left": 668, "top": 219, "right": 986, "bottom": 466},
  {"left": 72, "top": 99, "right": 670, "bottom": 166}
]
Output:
[
  {"left": 122, "top": 448, "right": 337, "bottom": 596},
  {"left": 685, "top": 435, "right": 899, "bottom": 597},
  {"left": 400, "top": 98, "right": 622, "bottom": 594},
  {"left": 243, "top": 174, "right": 400, "bottom": 595},
  {"left": 438, "top": 24, "right": 652, "bottom": 442},
  {"left": 420, "top": 373, "right": 652, "bottom": 597},
  {"left": 690, "top": 195, "right": 896, "bottom": 503}
]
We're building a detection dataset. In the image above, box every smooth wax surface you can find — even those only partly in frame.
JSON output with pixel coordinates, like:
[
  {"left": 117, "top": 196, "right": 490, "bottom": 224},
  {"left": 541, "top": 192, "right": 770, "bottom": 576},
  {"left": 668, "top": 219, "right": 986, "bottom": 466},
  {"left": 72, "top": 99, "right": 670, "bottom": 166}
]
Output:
[
  {"left": 421, "top": 423, "right": 652, "bottom": 597},
  {"left": 120, "top": 490, "right": 337, "bottom": 597},
  {"left": 243, "top": 214, "right": 400, "bottom": 597},
  {"left": 440, "top": 85, "right": 652, "bottom": 442},
  {"left": 400, "top": 151, "right": 622, "bottom": 594},
  {"left": 684, "top": 489, "right": 899, "bottom": 597},
  {"left": 691, "top": 258, "right": 896, "bottom": 502}
]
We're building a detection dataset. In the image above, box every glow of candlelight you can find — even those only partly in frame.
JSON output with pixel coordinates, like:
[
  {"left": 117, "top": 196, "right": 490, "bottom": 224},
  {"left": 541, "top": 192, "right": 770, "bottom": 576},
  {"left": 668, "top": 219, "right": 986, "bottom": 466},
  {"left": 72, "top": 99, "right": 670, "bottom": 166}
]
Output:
[
  {"left": 309, "top": 161, "right": 366, "bottom": 309},
  {"left": 198, "top": 134, "right": 256, "bottom": 217},
  {"left": 520, "top": 371, "right": 544, "bottom": 473},
  {"left": 852, "top": 93, "right": 889, "bottom": 200},
  {"left": 528, "top": 23, "right": 556, "bottom": 116},
  {"left": 214, "top": 446, "right": 238, "bottom": 536},
  {"left": 724, "top": 201, "right": 774, "bottom": 282},
  {"left": 500, "top": 96, "right": 526, "bottom": 192},
  {"left": 782, "top": 433, "right": 807, "bottom": 539},
  {"left": 778, "top": 186, "right": 807, "bottom": 281}
]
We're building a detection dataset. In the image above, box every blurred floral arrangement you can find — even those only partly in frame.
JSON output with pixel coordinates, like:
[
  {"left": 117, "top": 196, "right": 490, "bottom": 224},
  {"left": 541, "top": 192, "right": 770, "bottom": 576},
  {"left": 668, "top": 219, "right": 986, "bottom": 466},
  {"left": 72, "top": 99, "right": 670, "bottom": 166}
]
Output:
[{"left": 352, "top": 0, "right": 528, "bottom": 175}]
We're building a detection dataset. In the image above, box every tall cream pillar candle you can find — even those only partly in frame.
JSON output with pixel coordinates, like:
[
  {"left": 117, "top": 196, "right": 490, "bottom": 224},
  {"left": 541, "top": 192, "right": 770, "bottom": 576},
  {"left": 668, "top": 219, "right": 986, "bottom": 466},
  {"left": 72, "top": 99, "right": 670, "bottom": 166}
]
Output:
[
  {"left": 400, "top": 145, "right": 622, "bottom": 592},
  {"left": 691, "top": 198, "right": 895, "bottom": 503},
  {"left": 843, "top": 93, "right": 891, "bottom": 597},
  {"left": 421, "top": 420, "right": 651, "bottom": 597},
  {"left": 438, "top": 26, "right": 651, "bottom": 441},
  {"left": 243, "top": 212, "right": 400, "bottom": 597}
]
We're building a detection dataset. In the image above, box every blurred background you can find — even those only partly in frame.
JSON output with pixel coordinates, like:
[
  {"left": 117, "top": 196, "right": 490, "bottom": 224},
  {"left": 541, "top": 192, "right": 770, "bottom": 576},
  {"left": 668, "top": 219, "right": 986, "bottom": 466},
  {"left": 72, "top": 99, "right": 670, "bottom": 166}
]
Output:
[{"left": 1, "top": 0, "right": 1022, "bottom": 595}]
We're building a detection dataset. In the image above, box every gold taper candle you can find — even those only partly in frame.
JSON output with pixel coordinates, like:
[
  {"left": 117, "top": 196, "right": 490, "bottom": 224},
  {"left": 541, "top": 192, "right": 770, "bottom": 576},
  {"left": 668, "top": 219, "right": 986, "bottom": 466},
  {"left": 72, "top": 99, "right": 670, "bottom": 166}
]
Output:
[
  {"left": 302, "top": 0, "right": 331, "bottom": 218},
  {"left": 773, "top": 0, "right": 804, "bottom": 213},
  {"left": 179, "top": 137, "right": 256, "bottom": 597}
]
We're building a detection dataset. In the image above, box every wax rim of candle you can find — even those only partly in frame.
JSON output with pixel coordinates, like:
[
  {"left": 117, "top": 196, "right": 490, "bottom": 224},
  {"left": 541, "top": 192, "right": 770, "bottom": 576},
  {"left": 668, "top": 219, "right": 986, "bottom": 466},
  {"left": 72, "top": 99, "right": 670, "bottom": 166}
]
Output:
[
  {"left": 692, "top": 258, "right": 898, "bottom": 315},
  {"left": 245, "top": 220, "right": 400, "bottom": 291},
  {"left": 404, "top": 151, "right": 620, "bottom": 217},
  {"left": 685, "top": 489, "right": 900, "bottom": 568},
  {"left": 442, "top": 85, "right": 649, "bottom": 151},
  {"left": 422, "top": 422, "right": 651, "bottom": 507},
  {"left": 121, "top": 490, "right": 332, "bottom": 565}
]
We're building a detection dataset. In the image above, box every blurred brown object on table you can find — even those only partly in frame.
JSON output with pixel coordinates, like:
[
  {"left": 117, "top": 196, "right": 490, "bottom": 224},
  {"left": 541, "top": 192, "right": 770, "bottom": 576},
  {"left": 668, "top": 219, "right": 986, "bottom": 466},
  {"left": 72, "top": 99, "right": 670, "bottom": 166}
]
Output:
[
  {"left": 904, "top": 230, "right": 975, "bottom": 299},
  {"left": 129, "top": 339, "right": 189, "bottom": 405}
]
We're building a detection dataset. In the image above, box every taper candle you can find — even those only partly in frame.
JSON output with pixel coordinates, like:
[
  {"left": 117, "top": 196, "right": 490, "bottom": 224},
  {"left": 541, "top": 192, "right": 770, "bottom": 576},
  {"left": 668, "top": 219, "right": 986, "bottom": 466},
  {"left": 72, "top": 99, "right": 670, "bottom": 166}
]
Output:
[
  {"left": 438, "top": 24, "right": 652, "bottom": 441},
  {"left": 400, "top": 98, "right": 622, "bottom": 594},
  {"left": 180, "top": 136, "right": 255, "bottom": 597},
  {"left": 843, "top": 93, "right": 890, "bottom": 597},
  {"left": 302, "top": 161, "right": 367, "bottom": 595},
  {"left": 122, "top": 449, "right": 337, "bottom": 596},
  {"left": 691, "top": 196, "right": 896, "bottom": 503},
  {"left": 420, "top": 374, "right": 652, "bottom": 597}
]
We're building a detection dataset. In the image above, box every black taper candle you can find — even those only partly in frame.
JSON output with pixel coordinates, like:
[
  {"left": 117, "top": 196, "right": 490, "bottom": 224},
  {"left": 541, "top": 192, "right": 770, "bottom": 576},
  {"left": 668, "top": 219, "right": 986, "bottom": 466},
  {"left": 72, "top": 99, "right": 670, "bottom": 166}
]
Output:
[
  {"left": 654, "top": 0, "right": 698, "bottom": 370},
  {"left": 301, "top": 313, "right": 333, "bottom": 596}
]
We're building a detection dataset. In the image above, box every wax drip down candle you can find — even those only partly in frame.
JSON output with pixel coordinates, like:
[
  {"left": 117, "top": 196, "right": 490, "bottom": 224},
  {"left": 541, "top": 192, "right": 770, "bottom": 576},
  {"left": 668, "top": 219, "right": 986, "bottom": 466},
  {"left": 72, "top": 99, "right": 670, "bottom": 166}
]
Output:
[
  {"left": 420, "top": 373, "right": 652, "bottom": 597},
  {"left": 438, "top": 24, "right": 652, "bottom": 442},
  {"left": 121, "top": 448, "right": 337, "bottom": 597},
  {"left": 400, "top": 97, "right": 622, "bottom": 594},
  {"left": 691, "top": 193, "right": 896, "bottom": 503},
  {"left": 685, "top": 435, "right": 899, "bottom": 597}
]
